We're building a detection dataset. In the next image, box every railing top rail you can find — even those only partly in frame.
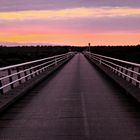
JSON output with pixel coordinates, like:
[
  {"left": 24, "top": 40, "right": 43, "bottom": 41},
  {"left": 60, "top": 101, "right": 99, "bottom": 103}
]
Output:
[
  {"left": 0, "top": 55, "right": 69, "bottom": 90},
  {"left": 0, "top": 52, "right": 72, "bottom": 71},
  {"left": 87, "top": 52, "right": 140, "bottom": 67}
]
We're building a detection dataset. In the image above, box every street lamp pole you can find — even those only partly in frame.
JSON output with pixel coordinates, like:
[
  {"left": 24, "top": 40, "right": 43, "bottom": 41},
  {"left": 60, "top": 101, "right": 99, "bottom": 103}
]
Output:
[{"left": 88, "top": 43, "right": 91, "bottom": 52}]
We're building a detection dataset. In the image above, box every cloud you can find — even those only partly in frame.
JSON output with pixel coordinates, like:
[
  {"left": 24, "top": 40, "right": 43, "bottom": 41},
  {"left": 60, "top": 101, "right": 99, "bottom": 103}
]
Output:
[
  {"left": 0, "top": 7, "right": 139, "bottom": 21},
  {"left": 0, "top": 14, "right": 139, "bottom": 35},
  {"left": 0, "top": 0, "right": 140, "bottom": 12}
]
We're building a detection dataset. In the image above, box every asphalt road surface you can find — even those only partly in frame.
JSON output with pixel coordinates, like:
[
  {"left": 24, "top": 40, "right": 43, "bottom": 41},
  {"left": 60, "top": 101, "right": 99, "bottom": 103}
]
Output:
[{"left": 0, "top": 53, "right": 140, "bottom": 140}]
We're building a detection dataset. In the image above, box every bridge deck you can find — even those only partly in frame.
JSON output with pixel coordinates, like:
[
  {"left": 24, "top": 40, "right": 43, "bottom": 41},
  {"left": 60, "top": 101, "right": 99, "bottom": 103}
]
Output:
[{"left": 0, "top": 54, "right": 140, "bottom": 140}]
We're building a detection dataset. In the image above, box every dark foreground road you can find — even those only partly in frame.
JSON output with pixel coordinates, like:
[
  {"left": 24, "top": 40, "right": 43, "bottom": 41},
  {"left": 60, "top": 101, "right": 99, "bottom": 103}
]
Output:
[{"left": 0, "top": 53, "right": 140, "bottom": 140}]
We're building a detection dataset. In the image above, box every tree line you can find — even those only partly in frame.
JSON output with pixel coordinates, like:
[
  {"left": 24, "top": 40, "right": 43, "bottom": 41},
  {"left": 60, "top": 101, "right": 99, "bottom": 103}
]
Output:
[{"left": 0, "top": 45, "right": 139, "bottom": 67}]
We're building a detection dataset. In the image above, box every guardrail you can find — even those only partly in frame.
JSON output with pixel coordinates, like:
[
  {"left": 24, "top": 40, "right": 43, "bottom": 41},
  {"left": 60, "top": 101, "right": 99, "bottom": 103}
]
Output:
[
  {"left": 84, "top": 51, "right": 140, "bottom": 88},
  {"left": 0, "top": 52, "right": 75, "bottom": 95}
]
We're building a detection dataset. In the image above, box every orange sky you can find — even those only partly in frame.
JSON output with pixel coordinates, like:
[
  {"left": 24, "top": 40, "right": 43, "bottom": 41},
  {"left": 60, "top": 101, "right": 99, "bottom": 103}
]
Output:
[{"left": 0, "top": 33, "right": 139, "bottom": 46}]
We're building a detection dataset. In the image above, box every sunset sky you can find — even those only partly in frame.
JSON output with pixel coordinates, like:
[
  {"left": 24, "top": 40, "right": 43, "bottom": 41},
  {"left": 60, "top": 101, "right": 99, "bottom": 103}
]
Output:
[{"left": 0, "top": 0, "right": 140, "bottom": 46}]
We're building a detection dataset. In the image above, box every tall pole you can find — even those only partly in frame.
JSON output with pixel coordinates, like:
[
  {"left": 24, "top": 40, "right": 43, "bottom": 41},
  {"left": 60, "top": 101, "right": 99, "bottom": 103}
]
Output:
[{"left": 88, "top": 43, "right": 91, "bottom": 52}]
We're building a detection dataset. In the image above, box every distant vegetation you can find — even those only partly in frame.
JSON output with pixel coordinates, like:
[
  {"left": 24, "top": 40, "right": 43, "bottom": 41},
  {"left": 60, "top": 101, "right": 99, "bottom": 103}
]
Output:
[
  {"left": 88, "top": 45, "right": 140, "bottom": 64},
  {"left": 0, "top": 45, "right": 140, "bottom": 67},
  {"left": 0, "top": 46, "right": 70, "bottom": 67}
]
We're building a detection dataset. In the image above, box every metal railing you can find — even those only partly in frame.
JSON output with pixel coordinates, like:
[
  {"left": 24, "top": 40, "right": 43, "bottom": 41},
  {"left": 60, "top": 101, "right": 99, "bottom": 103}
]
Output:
[
  {"left": 84, "top": 52, "right": 140, "bottom": 88},
  {"left": 0, "top": 52, "right": 75, "bottom": 95}
]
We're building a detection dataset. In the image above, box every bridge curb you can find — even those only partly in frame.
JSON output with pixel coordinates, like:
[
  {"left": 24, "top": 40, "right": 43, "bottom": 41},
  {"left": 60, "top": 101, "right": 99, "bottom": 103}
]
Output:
[
  {"left": 0, "top": 56, "right": 74, "bottom": 113},
  {"left": 85, "top": 55, "right": 140, "bottom": 103}
]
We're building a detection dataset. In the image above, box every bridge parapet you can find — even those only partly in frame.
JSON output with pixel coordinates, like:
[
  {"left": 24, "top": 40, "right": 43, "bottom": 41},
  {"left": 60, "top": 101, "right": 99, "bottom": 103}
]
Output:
[
  {"left": 0, "top": 52, "right": 75, "bottom": 95},
  {"left": 84, "top": 52, "right": 140, "bottom": 89}
]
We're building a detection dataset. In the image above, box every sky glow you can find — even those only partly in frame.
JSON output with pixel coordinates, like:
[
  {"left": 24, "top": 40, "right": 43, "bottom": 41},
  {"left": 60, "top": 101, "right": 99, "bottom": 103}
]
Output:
[{"left": 0, "top": 0, "right": 139, "bottom": 46}]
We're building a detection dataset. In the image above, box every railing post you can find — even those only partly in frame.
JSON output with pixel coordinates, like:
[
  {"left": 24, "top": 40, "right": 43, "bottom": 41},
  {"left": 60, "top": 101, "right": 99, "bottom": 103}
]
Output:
[
  {"left": 67, "top": 54, "right": 69, "bottom": 60},
  {"left": 99, "top": 59, "right": 102, "bottom": 65},
  {"left": 116, "top": 67, "right": 119, "bottom": 75},
  {"left": 136, "top": 67, "right": 140, "bottom": 87},
  {"left": 24, "top": 66, "right": 28, "bottom": 81},
  {"left": 16, "top": 67, "right": 22, "bottom": 85},
  {"left": 129, "top": 66, "right": 134, "bottom": 83},
  {"left": 118, "top": 67, "right": 121, "bottom": 76},
  {"left": 124, "top": 66, "right": 128, "bottom": 80},
  {"left": 0, "top": 80, "right": 3, "bottom": 95},
  {"left": 37, "top": 62, "right": 42, "bottom": 74},
  {"left": 114, "top": 66, "right": 117, "bottom": 74},
  {"left": 42, "top": 67, "right": 45, "bottom": 72},
  {"left": 29, "top": 67, "right": 34, "bottom": 78},
  {"left": 120, "top": 67, "right": 124, "bottom": 78},
  {"left": 34, "top": 67, "right": 38, "bottom": 76},
  {"left": 8, "top": 69, "right": 14, "bottom": 89},
  {"left": 55, "top": 57, "right": 57, "bottom": 66},
  {"left": 38, "top": 66, "right": 41, "bottom": 74},
  {"left": 41, "top": 64, "right": 45, "bottom": 73}
]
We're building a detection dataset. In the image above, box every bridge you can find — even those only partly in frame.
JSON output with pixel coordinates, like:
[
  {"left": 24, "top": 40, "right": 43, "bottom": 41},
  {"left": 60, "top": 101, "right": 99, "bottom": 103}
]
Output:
[{"left": 0, "top": 52, "right": 140, "bottom": 140}]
